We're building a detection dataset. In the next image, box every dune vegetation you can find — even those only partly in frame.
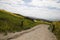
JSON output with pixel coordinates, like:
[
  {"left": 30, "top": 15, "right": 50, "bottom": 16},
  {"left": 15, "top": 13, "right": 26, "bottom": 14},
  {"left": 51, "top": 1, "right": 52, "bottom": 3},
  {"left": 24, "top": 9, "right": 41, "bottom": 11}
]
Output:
[
  {"left": 0, "top": 10, "right": 60, "bottom": 40},
  {"left": 52, "top": 22, "right": 60, "bottom": 40},
  {"left": 0, "top": 10, "right": 43, "bottom": 33}
]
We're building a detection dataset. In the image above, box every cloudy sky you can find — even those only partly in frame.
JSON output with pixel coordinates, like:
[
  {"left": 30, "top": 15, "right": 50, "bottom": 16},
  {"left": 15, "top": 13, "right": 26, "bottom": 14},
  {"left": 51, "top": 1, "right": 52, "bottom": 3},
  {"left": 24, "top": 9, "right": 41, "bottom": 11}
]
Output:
[{"left": 0, "top": 0, "right": 60, "bottom": 21}]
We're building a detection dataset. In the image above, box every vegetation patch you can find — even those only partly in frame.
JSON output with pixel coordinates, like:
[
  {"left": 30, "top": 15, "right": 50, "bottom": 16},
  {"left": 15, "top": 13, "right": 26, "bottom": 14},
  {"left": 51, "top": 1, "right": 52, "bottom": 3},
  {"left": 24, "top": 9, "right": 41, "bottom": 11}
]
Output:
[
  {"left": 52, "top": 22, "right": 60, "bottom": 40},
  {"left": 0, "top": 10, "right": 42, "bottom": 33}
]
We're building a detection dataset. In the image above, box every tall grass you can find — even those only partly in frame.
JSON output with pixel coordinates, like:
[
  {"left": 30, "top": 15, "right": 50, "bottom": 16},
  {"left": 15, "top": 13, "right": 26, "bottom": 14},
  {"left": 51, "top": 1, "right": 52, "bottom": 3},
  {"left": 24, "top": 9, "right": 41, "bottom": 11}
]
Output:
[{"left": 0, "top": 10, "right": 42, "bottom": 33}]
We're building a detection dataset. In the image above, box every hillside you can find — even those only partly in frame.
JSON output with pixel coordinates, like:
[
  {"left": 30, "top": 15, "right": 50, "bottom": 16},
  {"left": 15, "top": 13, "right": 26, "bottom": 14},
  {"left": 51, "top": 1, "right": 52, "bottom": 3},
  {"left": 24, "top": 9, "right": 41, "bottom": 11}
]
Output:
[
  {"left": 0, "top": 10, "right": 39, "bottom": 33},
  {"left": 52, "top": 22, "right": 60, "bottom": 40}
]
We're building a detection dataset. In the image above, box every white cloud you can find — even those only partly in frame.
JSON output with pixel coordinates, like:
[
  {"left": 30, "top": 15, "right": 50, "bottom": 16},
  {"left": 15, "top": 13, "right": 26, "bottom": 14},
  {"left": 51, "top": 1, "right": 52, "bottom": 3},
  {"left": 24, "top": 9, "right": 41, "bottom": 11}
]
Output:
[
  {"left": 29, "top": 0, "right": 60, "bottom": 8},
  {"left": 0, "top": 0, "right": 60, "bottom": 21},
  {"left": 0, "top": 0, "right": 24, "bottom": 4}
]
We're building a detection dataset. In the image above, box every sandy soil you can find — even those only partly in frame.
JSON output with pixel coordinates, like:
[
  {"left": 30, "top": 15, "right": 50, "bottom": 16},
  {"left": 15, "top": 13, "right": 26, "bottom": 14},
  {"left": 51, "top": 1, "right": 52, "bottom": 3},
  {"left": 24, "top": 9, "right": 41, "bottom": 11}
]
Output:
[{"left": 10, "top": 24, "right": 57, "bottom": 40}]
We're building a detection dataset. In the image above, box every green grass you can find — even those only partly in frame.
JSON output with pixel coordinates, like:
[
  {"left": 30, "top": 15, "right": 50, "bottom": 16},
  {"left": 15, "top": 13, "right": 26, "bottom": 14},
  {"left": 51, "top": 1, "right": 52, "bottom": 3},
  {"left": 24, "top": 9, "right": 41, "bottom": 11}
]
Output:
[
  {"left": 0, "top": 10, "right": 24, "bottom": 32},
  {"left": 0, "top": 10, "right": 41, "bottom": 33},
  {"left": 0, "top": 10, "right": 51, "bottom": 33},
  {"left": 52, "top": 22, "right": 60, "bottom": 40},
  {"left": 0, "top": 10, "right": 60, "bottom": 40}
]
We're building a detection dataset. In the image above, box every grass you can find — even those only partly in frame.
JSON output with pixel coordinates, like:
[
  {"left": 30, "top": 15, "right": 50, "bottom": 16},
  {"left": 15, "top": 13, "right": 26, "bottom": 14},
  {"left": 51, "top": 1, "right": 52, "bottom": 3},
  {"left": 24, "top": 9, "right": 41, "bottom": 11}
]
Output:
[
  {"left": 0, "top": 10, "right": 42, "bottom": 33},
  {"left": 52, "top": 22, "right": 60, "bottom": 40},
  {"left": 0, "top": 10, "right": 24, "bottom": 33},
  {"left": 0, "top": 10, "right": 60, "bottom": 40},
  {"left": 0, "top": 10, "right": 51, "bottom": 33}
]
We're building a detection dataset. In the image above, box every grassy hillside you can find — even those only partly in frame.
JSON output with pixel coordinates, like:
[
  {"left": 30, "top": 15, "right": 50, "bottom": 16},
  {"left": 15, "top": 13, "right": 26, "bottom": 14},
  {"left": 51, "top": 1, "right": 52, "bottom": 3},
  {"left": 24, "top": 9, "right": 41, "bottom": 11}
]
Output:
[
  {"left": 52, "top": 22, "right": 60, "bottom": 40},
  {"left": 0, "top": 10, "right": 36, "bottom": 33}
]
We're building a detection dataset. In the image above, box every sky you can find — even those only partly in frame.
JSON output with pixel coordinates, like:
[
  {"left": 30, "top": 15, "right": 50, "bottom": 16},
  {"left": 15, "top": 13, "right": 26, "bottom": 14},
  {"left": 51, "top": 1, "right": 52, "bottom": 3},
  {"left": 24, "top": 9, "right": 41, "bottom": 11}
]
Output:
[{"left": 0, "top": 0, "right": 60, "bottom": 21}]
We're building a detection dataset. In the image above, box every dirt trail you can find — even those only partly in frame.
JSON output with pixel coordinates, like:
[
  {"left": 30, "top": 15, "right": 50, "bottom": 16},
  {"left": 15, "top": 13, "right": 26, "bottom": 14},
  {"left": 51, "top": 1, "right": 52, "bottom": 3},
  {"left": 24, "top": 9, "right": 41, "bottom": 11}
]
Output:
[{"left": 11, "top": 24, "right": 57, "bottom": 40}]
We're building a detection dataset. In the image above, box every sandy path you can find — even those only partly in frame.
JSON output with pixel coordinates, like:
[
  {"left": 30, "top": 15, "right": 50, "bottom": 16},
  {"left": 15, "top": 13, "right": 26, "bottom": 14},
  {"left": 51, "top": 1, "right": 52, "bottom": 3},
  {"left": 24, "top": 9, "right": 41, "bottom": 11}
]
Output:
[{"left": 11, "top": 24, "right": 57, "bottom": 40}]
